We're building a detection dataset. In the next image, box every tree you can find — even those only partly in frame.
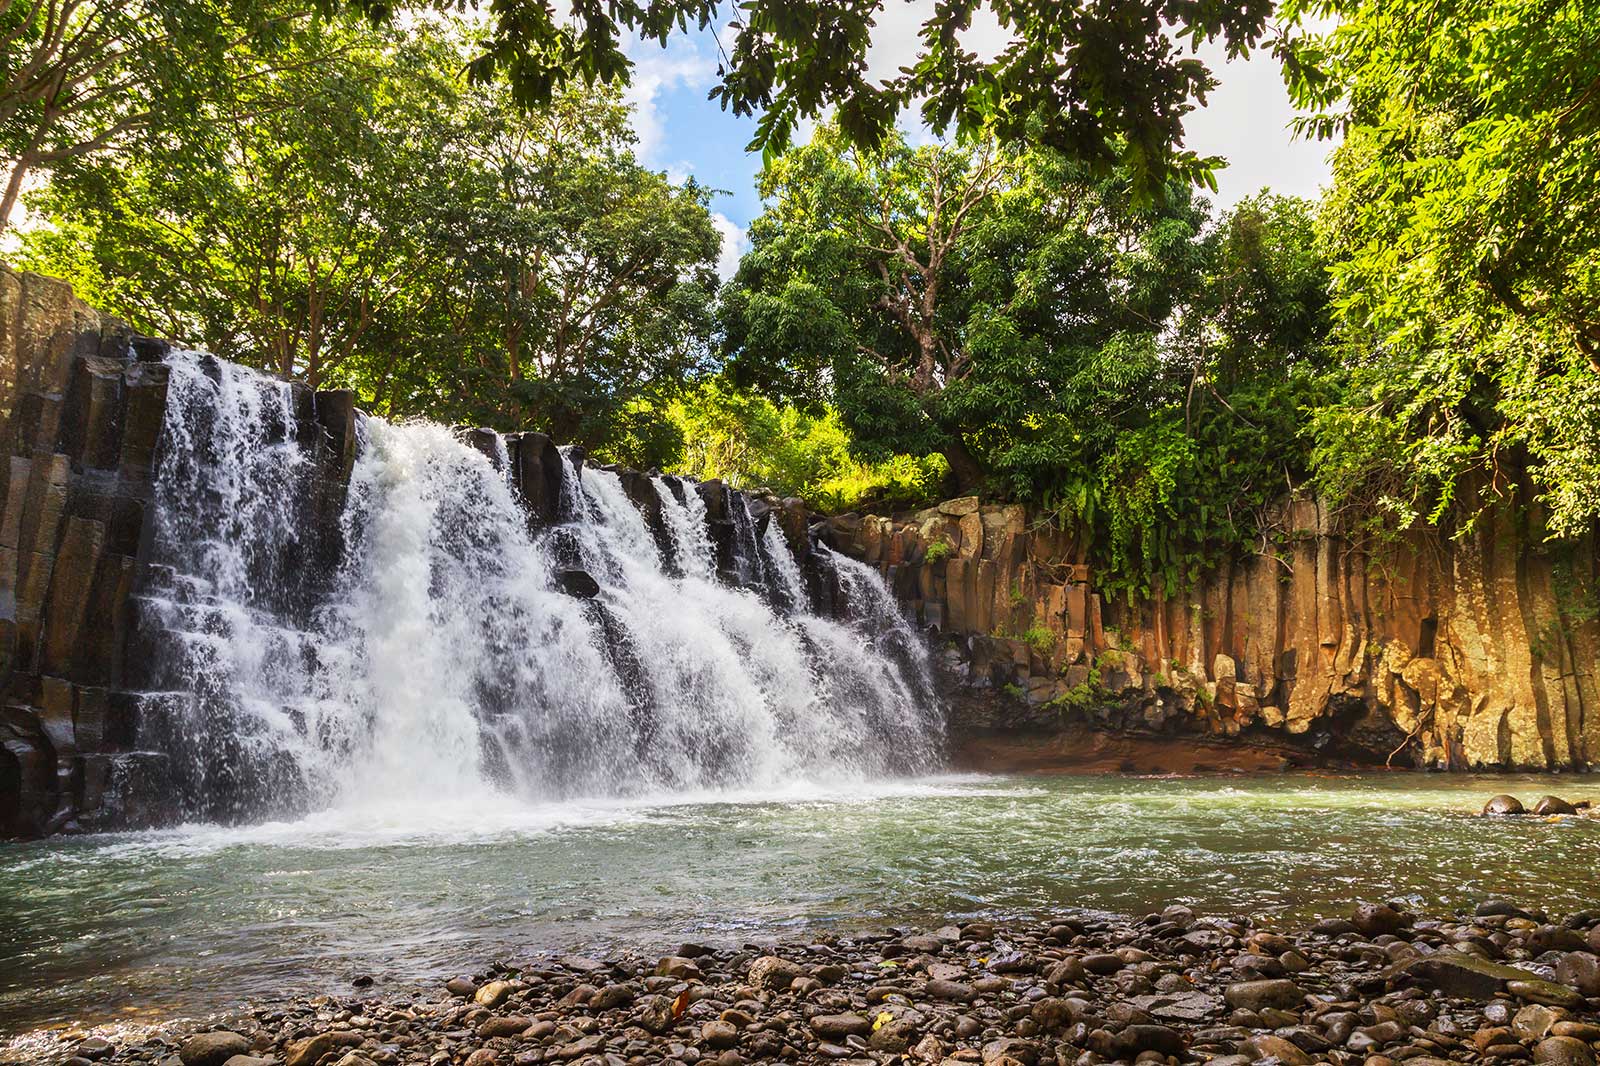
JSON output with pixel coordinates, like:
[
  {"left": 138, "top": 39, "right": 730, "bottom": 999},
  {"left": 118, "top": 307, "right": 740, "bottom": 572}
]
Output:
[
  {"left": 1281, "top": 0, "right": 1600, "bottom": 537},
  {"left": 721, "top": 127, "right": 1332, "bottom": 596},
  {"left": 340, "top": 0, "right": 1275, "bottom": 198},
  {"left": 0, "top": 0, "right": 332, "bottom": 234},
  {"left": 18, "top": 17, "right": 722, "bottom": 453}
]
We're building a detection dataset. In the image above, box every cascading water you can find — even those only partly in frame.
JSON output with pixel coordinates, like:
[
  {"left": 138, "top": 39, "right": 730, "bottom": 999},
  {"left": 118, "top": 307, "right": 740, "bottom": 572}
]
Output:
[{"left": 131, "top": 353, "right": 944, "bottom": 824}]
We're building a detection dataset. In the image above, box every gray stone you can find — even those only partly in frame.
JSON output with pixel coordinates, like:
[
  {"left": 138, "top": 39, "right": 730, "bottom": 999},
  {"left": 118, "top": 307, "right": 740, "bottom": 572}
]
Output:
[{"left": 1223, "top": 979, "right": 1303, "bottom": 1012}]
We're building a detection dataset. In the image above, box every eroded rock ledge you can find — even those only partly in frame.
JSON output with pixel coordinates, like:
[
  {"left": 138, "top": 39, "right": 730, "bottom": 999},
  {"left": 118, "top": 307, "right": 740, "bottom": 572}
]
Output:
[{"left": 820, "top": 495, "right": 1599, "bottom": 772}]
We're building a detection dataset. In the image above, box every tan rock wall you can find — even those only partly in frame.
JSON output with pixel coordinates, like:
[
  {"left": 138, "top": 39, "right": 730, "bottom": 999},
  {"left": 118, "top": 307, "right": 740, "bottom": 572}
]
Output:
[{"left": 827, "top": 490, "right": 1599, "bottom": 770}]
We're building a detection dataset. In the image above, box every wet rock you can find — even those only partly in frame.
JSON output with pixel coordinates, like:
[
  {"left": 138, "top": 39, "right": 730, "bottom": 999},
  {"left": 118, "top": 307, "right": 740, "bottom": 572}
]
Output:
[
  {"left": 180, "top": 1033, "right": 251, "bottom": 1066},
  {"left": 1510, "top": 979, "right": 1586, "bottom": 1008},
  {"left": 1223, "top": 979, "right": 1303, "bottom": 1012},
  {"left": 285, "top": 1032, "right": 362, "bottom": 1066},
  {"left": 75, "top": 1038, "right": 114, "bottom": 1061},
  {"left": 656, "top": 956, "right": 703, "bottom": 980},
  {"left": 632, "top": 994, "right": 677, "bottom": 1034},
  {"left": 1533, "top": 796, "right": 1579, "bottom": 816},
  {"left": 554, "top": 569, "right": 601, "bottom": 598},
  {"left": 475, "top": 980, "right": 518, "bottom": 1008},
  {"left": 1354, "top": 902, "right": 1408, "bottom": 936},
  {"left": 1556, "top": 952, "right": 1600, "bottom": 996},
  {"left": 1480, "top": 901, "right": 1539, "bottom": 920},
  {"left": 221, "top": 1057, "right": 275, "bottom": 1066},
  {"left": 1535, "top": 1037, "right": 1598, "bottom": 1066},
  {"left": 927, "top": 979, "right": 978, "bottom": 1003},
  {"left": 463, "top": 1050, "right": 499, "bottom": 1066},
  {"left": 1484, "top": 795, "right": 1526, "bottom": 816},
  {"left": 1391, "top": 953, "right": 1536, "bottom": 999},
  {"left": 447, "top": 976, "right": 479, "bottom": 997}
]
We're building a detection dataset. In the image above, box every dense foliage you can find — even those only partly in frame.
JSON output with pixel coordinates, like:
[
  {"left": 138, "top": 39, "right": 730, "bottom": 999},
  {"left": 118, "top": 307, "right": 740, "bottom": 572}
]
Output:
[
  {"left": 18, "top": 17, "right": 720, "bottom": 453},
  {"left": 10, "top": 0, "right": 1600, "bottom": 600},
  {"left": 721, "top": 123, "right": 1332, "bottom": 597},
  {"left": 341, "top": 0, "right": 1273, "bottom": 198},
  {"left": 1282, "top": 0, "right": 1600, "bottom": 539}
]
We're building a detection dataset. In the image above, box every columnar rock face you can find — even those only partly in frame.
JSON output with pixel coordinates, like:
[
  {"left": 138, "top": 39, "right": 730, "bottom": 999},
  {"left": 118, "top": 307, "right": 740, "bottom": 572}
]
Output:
[
  {"left": 0, "top": 268, "right": 373, "bottom": 835},
  {"left": 0, "top": 268, "right": 147, "bottom": 836},
  {"left": 824, "top": 493, "right": 1600, "bottom": 770}
]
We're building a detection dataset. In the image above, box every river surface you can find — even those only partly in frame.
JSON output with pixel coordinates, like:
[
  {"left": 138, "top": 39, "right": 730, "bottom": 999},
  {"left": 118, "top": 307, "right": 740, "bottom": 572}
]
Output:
[{"left": 3, "top": 771, "right": 1598, "bottom": 1038}]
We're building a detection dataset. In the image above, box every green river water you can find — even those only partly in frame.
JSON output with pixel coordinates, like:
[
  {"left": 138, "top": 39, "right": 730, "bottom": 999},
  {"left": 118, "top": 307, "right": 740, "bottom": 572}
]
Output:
[{"left": 2, "top": 772, "right": 1597, "bottom": 1040}]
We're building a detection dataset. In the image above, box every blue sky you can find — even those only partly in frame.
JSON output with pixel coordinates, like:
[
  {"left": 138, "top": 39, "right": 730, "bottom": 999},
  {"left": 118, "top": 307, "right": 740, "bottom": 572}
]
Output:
[{"left": 620, "top": 12, "right": 1337, "bottom": 278}]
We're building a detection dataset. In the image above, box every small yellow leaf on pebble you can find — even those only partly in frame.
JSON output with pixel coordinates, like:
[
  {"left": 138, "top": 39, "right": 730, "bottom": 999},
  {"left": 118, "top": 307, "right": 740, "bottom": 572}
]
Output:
[{"left": 874, "top": 1011, "right": 894, "bottom": 1031}]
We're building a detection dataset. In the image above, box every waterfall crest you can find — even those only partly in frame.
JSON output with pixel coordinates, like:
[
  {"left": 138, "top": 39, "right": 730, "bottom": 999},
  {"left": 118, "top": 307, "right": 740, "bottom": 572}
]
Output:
[{"left": 133, "top": 353, "right": 944, "bottom": 822}]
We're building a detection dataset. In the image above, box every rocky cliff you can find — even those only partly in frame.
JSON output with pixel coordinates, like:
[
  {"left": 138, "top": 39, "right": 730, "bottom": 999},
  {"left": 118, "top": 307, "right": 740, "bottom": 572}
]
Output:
[{"left": 822, "top": 493, "right": 1600, "bottom": 771}]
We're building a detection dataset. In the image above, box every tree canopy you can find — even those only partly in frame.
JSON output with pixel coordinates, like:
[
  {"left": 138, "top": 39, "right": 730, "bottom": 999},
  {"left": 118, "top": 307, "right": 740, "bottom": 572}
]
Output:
[
  {"left": 18, "top": 17, "right": 720, "bottom": 454},
  {"left": 720, "top": 122, "right": 1333, "bottom": 597},
  {"left": 1281, "top": 0, "right": 1600, "bottom": 538},
  {"left": 339, "top": 0, "right": 1274, "bottom": 198}
]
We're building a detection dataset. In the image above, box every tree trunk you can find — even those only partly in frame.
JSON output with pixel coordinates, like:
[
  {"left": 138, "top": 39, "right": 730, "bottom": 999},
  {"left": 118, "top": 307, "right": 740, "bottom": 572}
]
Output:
[{"left": 941, "top": 434, "right": 984, "bottom": 497}]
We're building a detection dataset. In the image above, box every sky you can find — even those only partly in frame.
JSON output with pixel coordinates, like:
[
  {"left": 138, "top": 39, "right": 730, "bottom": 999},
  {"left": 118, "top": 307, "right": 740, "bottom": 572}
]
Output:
[{"left": 619, "top": 9, "right": 1337, "bottom": 279}]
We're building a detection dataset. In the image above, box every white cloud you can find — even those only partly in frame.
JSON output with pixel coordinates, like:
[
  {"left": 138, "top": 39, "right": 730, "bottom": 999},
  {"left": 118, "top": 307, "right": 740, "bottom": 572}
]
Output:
[
  {"left": 1183, "top": 35, "right": 1337, "bottom": 206},
  {"left": 620, "top": 34, "right": 718, "bottom": 163},
  {"left": 711, "top": 212, "right": 749, "bottom": 280}
]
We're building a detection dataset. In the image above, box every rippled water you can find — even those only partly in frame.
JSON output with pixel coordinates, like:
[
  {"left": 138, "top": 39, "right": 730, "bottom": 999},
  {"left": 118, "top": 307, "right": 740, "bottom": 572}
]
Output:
[{"left": 3, "top": 772, "right": 1597, "bottom": 1037}]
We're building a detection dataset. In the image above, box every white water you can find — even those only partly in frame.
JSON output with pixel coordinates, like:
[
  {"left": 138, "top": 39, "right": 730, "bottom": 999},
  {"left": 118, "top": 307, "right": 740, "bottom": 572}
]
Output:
[{"left": 135, "top": 353, "right": 943, "bottom": 824}]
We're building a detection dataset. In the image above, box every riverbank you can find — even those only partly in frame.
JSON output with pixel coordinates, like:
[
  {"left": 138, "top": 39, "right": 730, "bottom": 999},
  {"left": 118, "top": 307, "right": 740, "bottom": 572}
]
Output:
[{"left": 23, "top": 900, "right": 1600, "bottom": 1066}]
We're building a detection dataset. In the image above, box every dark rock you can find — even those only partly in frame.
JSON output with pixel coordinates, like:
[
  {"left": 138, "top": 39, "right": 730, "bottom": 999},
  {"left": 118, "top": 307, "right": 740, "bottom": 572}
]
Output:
[
  {"left": 75, "top": 1038, "right": 115, "bottom": 1061},
  {"left": 554, "top": 569, "right": 600, "bottom": 598},
  {"left": 1391, "top": 953, "right": 1537, "bottom": 999},
  {"left": 926, "top": 979, "right": 978, "bottom": 1002},
  {"left": 1353, "top": 902, "right": 1407, "bottom": 936},
  {"left": 1484, "top": 794, "right": 1526, "bottom": 816},
  {"left": 1533, "top": 796, "right": 1579, "bottom": 816}
]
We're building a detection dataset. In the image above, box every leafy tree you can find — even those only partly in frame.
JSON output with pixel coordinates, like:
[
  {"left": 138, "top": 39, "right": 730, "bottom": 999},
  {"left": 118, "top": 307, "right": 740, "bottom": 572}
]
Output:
[
  {"left": 722, "top": 125, "right": 1333, "bottom": 597},
  {"left": 616, "top": 378, "right": 947, "bottom": 513},
  {"left": 0, "top": 0, "right": 328, "bottom": 233},
  {"left": 1281, "top": 0, "right": 1600, "bottom": 538},
  {"left": 339, "top": 0, "right": 1274, "bottom": 197},
  {"left": 18, "top": 18, "right": 721, "bottom": 454}
]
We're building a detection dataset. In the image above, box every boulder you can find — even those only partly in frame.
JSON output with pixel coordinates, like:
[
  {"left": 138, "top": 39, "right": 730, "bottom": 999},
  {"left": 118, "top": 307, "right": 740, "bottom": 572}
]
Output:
[
  {"left": 554, "top": 569, "right": 600, "bottom": 598},
  {"left": 1353, "top": 902, "right": 1407, "bottom": 936},
  {"left": 1390, "top": 954, "right": 1536, "bottom": 1000},
  {"left": 1483, "top": 795, "right": 1526, "bottom": 816},
  {"left": 1533, "top": 795, "right": 1579, "bottom": 816},
  {"left": 747, "top": 955, "right": 804, "bottom": 990},
  {"left": 285, "top": 1032, "right": 362, "bottom": 1066},
  {"left": 179, "top": 1033, "right": 250, "bottom": 1066},
  {"left": 1536, "top": 1037, "right": 1598, "bottom": 1066},
  {"left": 1223, "top": 979, "right": 1303, "bottom": 1012}
]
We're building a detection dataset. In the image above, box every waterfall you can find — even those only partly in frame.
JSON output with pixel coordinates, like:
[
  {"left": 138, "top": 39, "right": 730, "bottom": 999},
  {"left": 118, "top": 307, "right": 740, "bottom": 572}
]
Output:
[{"left": 132, "top": 354, "right": 944, "bottom": 823}]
